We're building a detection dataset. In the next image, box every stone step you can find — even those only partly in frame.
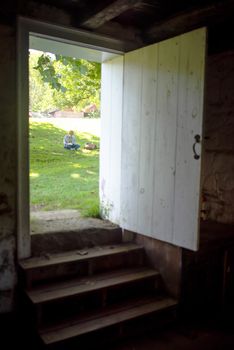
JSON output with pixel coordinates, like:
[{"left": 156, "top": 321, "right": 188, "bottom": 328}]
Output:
[
  {"left": 26, "top": 267, "right": 160, "bottom": 305},
  {"left": 19, "top": 243, "right": 145, "bottom": 288},
  {"left": 39, "top": 296, "right": 178, "bottom": 345},
  {"left": 31, "top": 219, "right": 122, "bottom": 257}
]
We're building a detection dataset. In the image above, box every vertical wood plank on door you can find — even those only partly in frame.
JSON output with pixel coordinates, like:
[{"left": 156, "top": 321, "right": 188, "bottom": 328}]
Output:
[
  {"left": 152, "top": 37, "right": 179, "bottom": 242},
  {"left": 173, "top": 28, "right": 206, "bottom": 250},
  {"left": 108, "top": 56, "right": 124, "bottom": 223},
  {"left": 100, "top": 61, "right": 112, "bottom": 217},
  {"left": 137, "top": 44, "right": 158, "bottom": 234},
  {"left": 102, "top": 28, "right": 207, "bottom": 250},
  {"left": 100, "top": 57, "right": 124, "bottom": 223},
  {"left": 121, "top": 50, "right": 143, "bottom": 231}
]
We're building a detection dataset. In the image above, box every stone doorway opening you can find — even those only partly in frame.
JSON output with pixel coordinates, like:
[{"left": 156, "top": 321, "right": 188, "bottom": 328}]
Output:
[{"left": 17, "top": 18, "right": 123, "bottom": 259}]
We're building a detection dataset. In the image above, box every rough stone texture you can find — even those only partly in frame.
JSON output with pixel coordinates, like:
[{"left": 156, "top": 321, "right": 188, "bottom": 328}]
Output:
[
  {"left": 202, "top": 50, "right": 234, "bottom": 223},
  {"left": 0, "top": 4, "right": 105, "bottom": 313},
  {"left": 0, "top": 290, "right": 15, "bottom": 313},
  {"left": 30, "top": 210, "right": 105, "bottom": 234},
  {"left": 134, "top": 232, "right": 182, "bottom": 299},
  {"left": 181, "top": 221, "right": 234, "bottom": 318},
  {"left": 30, "top": 210, "right": 122, "bottom": 256},
  {"left": 19, "top": 1, "right": 72, "bottom": 26},
  {"left": 0, "top": 24, "right": 17, "bottom": 313},
  {"left": 0, "top": 24, "right": 16, "bottom": 238},
  {"left": 0, "top": 4, "right": 100, "bottom": 314},
  {"left": 0, "top": 236, "right": 16, "bottom": 290}
]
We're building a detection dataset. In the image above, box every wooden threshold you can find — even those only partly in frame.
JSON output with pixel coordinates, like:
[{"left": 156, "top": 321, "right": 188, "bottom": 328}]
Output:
[
  {"left": 27, "top": 267, "right": 159, "bottom": 304},
  {"left": 19, "top": 243, "right": 143, "bottom": 270},
  {"left": 40, "top": 296, "right": 177, "bottom": 344}
]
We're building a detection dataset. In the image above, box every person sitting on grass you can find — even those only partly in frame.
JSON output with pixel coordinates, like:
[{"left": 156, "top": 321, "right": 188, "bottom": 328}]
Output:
[{"left": 63, "top": 130, "right": 80, "bottom": 150}]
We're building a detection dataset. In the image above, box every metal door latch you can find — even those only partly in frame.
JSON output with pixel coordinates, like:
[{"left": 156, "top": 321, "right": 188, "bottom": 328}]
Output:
[{"left": 193, "top": 134, "right": 201, "bottom": 160}]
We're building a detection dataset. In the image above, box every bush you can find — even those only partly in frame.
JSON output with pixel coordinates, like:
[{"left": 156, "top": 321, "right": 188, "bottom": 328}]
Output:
[{"left": 84, "top": 110, "right": 100, "bottom": 118}]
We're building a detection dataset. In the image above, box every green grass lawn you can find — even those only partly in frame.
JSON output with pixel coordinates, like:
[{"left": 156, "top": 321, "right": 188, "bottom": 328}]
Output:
[{"left": 30, "top": 121, "right": 100, "bottom": 217}]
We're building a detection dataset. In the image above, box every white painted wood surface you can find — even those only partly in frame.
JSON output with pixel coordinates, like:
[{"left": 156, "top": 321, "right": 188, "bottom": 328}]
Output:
[
  {"left": 173, "top": 29, "right": 206, "bottom": 250},
  {"left": 120, "top": 28, "right": 206, "bottom": 250},
  {"left": 151, "top": 37, "right": 179, "bottom": 243},
  {"left": 100, "top": 56, "right": 123, "bottom": 223},
  {"left": 121, "top": 49, "right": 142, "bottom": 231},
  {"left": 137, "top": 45, "right": 158, "bottom": 234}
]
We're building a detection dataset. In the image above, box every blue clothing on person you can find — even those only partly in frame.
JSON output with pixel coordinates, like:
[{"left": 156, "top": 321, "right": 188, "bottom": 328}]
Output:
[{"left": 63, "top": 131, "right": 80, "bottom": 150}]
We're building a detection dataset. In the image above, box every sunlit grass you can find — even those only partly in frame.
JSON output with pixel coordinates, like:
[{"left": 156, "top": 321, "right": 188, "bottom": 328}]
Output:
[
  {"left": 30, "top": 121, "right": 100, "bottom": 216},
  {"left": 30, "top": 172, "right": 40, "bottom": 178}
]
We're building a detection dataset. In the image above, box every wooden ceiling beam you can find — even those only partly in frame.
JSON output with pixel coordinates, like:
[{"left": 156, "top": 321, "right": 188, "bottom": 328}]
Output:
[
  {"left": 144, "top": 0, "right": 234, "bottom": 44},
  {"left": 95, "top": 21, "right": 144, "bottom": 51},
  {"left": 81, "top": 0, "right": 143, "bottom": 29}
]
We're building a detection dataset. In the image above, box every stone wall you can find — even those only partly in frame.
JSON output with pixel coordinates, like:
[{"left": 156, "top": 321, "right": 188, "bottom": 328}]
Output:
[
  {"left": 0, "top": 24, "right": 17, "bottom": 312},
  {"left": 202, "top": 50, "right": 234, "bottom": 223},
  {"left": 0, "top": 3, "right": 72, "bottom": 313},
  {"left": 134, "top": 233, "right": 182, "bottom": 299}
]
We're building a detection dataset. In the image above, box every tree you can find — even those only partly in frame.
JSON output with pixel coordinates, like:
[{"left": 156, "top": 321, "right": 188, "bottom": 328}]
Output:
[
  {"left": 34, "top": 53, "right": 101, "bottom": 111},
  {"left": 29, "top": 51, "right": 56, "bottom": 112}
]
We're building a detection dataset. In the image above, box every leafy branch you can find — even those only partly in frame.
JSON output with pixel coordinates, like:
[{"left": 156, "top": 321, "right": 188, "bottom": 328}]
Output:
[{"left": 33, "top": 53, "right": 101, "bottom": 111}]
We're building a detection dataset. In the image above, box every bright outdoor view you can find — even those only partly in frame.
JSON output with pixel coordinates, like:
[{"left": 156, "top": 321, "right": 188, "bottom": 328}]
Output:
[{"left": 29, "top": 49, "right": 101, "bottom": 218}]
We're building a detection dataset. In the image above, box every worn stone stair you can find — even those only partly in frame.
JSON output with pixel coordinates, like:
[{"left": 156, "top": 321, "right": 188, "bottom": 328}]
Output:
[{"left": 19, "top": 242, "right": 178, "bottom": 347}]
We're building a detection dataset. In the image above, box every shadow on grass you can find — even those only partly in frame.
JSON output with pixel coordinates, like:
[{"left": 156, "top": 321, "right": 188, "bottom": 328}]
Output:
[{"left": 30, "top": 121, "right": 100, "bottom": 217}]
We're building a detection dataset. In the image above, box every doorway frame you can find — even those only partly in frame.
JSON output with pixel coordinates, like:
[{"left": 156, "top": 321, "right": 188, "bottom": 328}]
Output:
[{"left": 17, "top": 16, "right": 125, "bottom": 259}]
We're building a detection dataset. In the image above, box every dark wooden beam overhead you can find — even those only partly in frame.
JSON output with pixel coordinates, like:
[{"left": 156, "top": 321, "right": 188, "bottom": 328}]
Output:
[
  {"left": 145, "top": 0, "right": 234, "bottom": 44},
  {"left": 96, "top": 21, "right": 144, "bottom": 51},
  {"left": 81, "top": 0, "right": 143, "bottom": 29}
]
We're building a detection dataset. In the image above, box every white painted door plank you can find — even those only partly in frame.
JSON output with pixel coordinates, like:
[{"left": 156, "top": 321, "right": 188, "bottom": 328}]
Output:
[
  {"left": 151, "top": 37, "right": 180, "bottom": 242},
  {"left": 103, "top": 28, "right": 206, "bottom": 251},
  {"left": 137, "top": 44, "right": 158, "bottom": 235},
  {"left": 108, "top": 56, "right": 123, "bottom": 223},
  {"left": 173, "top": 28, "right": 206, "bottom": 250},
  {"left": 100, "top": 61, "right": 112, "bottom": 215},
  {"left": 121, "top": 50, "right": 143, "bottom": 231}
]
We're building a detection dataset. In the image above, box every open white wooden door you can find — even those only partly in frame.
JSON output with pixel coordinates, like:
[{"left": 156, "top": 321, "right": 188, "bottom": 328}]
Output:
[
  {"left": 100, "top": 28, "right": 206, "bottom": 251},
  {"left": 121, "top": 28, "right": 206, "bottom": 251}
]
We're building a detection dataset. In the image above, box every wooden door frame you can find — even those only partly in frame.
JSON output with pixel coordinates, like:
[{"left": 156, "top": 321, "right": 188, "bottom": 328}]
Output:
[{"left": 17, "top": 16, "right": 124, "bottom": 259}]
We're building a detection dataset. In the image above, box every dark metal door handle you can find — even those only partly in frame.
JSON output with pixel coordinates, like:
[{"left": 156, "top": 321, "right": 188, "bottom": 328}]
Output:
[{"left": 193, "top": 134, "right": 201, "bottom": 160}]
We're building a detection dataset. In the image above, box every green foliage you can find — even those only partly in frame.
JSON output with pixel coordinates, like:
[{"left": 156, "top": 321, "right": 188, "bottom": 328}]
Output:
[
  {"left": 34, "top": 54, "right": 66, "bottom": 92},
  {"left": 29, "top": 51, "right": 56, "bottom": 112},
  {"left": 32, "top": 51, "right": 101, "bottom": 111},
  {"left": 83, "top": 203, "right": 101, "bottom": 218},
  {"left": 30, "top": 121, "right": 100, "bottom": 217},
  {"left": 85, "top": 110, "right": 100, "bottom": 118}
]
